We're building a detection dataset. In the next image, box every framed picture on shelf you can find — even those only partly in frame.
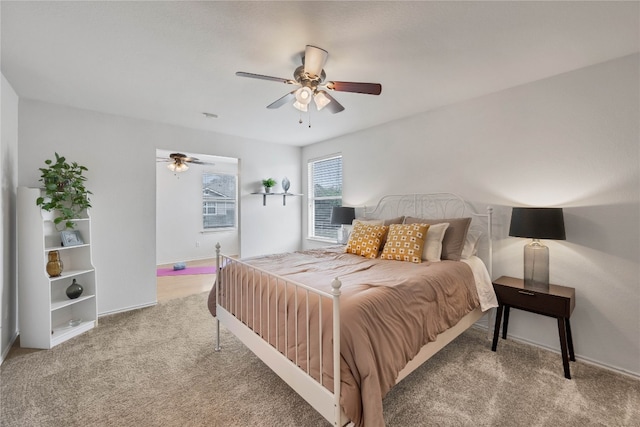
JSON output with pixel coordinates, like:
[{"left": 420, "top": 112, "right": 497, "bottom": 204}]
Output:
[{"left": 60, "top": 230, "right": 83, "bottom": 247}]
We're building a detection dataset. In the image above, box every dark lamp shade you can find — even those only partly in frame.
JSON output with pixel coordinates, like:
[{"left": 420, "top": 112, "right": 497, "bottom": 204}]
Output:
[
  {"left": 330, "top": 206, "right": 356, "bottom": 225},
  {"left": 509, "top": 207, "right": 566, "bottom": 240}
]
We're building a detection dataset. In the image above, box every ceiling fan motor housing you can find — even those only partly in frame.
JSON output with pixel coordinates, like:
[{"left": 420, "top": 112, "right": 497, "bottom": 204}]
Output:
[{"left": 294, "top": 65, "right": 326, "bottom": 91}]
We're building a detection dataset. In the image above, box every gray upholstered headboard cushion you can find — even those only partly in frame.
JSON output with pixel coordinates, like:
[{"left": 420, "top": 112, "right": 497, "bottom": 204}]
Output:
[{"left": 404, "top": 217, "right": 472, "bottom": 261}]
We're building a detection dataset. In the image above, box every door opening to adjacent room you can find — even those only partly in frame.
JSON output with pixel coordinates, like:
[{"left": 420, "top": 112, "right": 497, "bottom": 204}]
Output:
[{"left": 155, "top": 149, "right": 240, "bottom": 302}]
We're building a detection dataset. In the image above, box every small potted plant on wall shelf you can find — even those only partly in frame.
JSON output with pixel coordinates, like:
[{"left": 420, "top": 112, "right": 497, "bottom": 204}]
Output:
[
  {"left": 36, "top": 152, "right": 92, "bottom": 230},
  {"left": 262, "top": 178, "right": 277, "bottom": 193}
]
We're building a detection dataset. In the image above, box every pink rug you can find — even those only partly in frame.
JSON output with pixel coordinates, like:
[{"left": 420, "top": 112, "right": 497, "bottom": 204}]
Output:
[{"left": 156, "top": 266, "right": 216, "bottom": 277}]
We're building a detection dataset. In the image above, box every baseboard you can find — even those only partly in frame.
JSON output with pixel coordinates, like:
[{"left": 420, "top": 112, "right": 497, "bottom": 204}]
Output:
[
  {"left": 157, "top": 256, "right": 217, "bottom": 267},
  {"left": 0, "top": 331, "right": 19, "bottom": 366},
  {"left": 471, "top": 322, "right": 640, "bottom": 380},
  {"left": 98, "top": 301, "right": 157, "bottom": 317}
]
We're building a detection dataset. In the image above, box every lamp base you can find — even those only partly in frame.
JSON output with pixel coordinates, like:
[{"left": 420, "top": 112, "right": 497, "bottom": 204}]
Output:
[
  {"left": 524, "top": 239, "right": 549, "bottom": 291},
  {"left": 337, "top": 225, "right": 350, "bottom": 245}
]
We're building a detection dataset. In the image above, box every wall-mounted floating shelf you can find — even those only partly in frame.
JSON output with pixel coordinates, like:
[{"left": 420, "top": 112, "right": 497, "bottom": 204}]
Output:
[{"left": 251, "top": 192, "right": 303, "bottom": 206}]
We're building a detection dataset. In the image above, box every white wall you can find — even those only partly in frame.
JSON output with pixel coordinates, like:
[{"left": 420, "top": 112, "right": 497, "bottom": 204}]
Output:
[
  {"left": 302, "top": 54, "right": 640, "bottom": 376},
  {"left": 17, "top": 100, "right": 302, "bottom": 315},
  {"left": 1, "top": 74, "right": 19, "bottom": 363},
  {"left": 156, "top": 153, "right": 239, "bottom": 265}
]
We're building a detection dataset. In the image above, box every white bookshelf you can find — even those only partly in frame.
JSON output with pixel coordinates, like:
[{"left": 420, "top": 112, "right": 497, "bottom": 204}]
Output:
[{"left": 18, "top": 187, "right": 97, "bottom": 349}]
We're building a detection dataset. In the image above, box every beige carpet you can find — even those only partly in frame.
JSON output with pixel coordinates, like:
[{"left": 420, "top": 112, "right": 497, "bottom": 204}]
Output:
[{"left": 1, "top": 292, "right": 638, "bottom": 426}]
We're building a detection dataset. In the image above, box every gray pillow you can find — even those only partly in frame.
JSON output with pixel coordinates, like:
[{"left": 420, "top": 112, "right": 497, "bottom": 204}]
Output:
[{"left": 404, "top": 217, "right": 472, "bottom": 261}]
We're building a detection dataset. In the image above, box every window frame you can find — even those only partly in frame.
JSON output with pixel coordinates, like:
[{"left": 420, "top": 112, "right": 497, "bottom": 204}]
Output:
[
  {"left": 202, "top": 172, "right": 238, "bottom": 231},
  {"left": 307, "top": 153, "right": 343, "bottom": 241}
]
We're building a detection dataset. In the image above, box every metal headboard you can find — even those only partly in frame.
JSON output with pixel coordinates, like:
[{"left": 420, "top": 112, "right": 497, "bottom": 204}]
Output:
[{"left": 362, "top": 193, "right": 493, "bottom": 278}]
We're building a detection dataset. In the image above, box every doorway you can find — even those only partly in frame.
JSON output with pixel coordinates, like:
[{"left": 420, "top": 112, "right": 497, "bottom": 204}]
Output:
[{"left": 155, "top": 149, "right": 239, "bottom": 301}]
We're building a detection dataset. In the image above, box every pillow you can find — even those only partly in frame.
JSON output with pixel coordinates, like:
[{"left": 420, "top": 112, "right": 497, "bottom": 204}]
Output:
[
  {"left": 404, "top": 217, "right": 472, "bottom": 261},
  {"left": 345, "top": 222, "right": 389, "bottom": 259},
  {"left": 383, "top": 216, "right": 405, "bottom": 226},
  {"left": 352, "top": 218, "right": 383, "bottom": 226},
  {"left": 461, "top": 229, "right": 482, "bottom": 259},
  {"left": 380, "top": 223, "right": 429, "bottom": 264},
  {"left": 422, "top": 222, "right": 449, "bottom": 262},
  {"left": 352, "top": 216, "right": 404, "bottom": 226},
  {"left": 352, "top": 217, "right": 403, "bottom": 246}
]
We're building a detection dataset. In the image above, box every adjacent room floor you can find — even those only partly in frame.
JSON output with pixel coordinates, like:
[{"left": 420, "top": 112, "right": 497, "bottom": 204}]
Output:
[{"left": 156, "top": 258, "right": 215, "bottom": 302}]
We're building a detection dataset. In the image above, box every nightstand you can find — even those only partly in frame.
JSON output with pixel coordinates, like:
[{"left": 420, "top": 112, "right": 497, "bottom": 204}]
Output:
[{"left": 491, "top": 276, "right": 576, "bottom": 379}]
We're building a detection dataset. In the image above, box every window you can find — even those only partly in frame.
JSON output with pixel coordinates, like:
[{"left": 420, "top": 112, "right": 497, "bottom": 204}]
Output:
[
  {"left": 308, "top": 154, "right": 343, "bottom": 240},
  {"left": 202, "top": 173, "right": 237, "bottom": 229}
]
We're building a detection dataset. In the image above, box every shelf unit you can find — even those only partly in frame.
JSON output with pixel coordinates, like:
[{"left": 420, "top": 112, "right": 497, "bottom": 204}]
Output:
[
  {"left": 18, "top": 187, "right": 97, "bottom": 349},
  {"left": 251, "top": 192, "right": 303, "bottom": 206}
]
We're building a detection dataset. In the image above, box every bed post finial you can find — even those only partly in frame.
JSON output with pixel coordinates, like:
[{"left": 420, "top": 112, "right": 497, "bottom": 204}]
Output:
[{"left": 331, "top": 277, "right": 342, "bottom": 295}]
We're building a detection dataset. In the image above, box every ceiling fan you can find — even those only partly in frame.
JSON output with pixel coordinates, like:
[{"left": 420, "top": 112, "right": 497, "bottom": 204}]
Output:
[
  {"left": 236, "top": 45, "right": 382, "bottom": 115},
  {"left": 157, "top": 153, "right": 215, "bottom": 173}
]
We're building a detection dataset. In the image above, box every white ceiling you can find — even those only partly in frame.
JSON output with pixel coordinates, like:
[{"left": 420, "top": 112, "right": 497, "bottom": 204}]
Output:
[{"left": 2, "top": 1, "right": 638, "bottom": 146}]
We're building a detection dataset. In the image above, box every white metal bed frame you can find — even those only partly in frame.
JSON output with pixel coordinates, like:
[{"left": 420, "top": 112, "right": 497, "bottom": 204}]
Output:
[{"left": 214, "top": 193, "right": 493, "bottom": 426}]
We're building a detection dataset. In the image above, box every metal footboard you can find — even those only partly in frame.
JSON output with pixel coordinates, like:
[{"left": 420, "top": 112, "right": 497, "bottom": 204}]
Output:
[{"left": 214, "top": 243, "right": 345, "bottom": 426}]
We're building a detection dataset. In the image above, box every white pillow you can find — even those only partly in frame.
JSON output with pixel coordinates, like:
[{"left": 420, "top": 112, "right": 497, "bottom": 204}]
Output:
[
  {"left": 422, "top": 222, "right": 449, "bottom": 262},
  {"left": 352, "top": 218, "right": 384, "bottom": 226},
  {"left": 461, "top": 229, "right": 482, "bottom": 259}
]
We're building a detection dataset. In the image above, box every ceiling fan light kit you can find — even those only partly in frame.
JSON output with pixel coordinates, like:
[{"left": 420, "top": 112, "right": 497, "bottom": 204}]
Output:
[
  {"left": 158, "top": 152, "right": 215, "bottom": 173},
  {"left": 167, "top": 161, "right": 189, "bottom": 173},
  {"left": 314, "top": 91, "right": 331, "bottom": 111},
  {"left": 236, "top": 45, "right": 382, "bottom": 121}
]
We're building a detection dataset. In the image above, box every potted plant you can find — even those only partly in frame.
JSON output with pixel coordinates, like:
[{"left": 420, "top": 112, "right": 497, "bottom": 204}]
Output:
[
  {"left": 262, "top": 178, "right": 277, "bottom": 193},
  {"left": 36, "top": 152, "right": 92, "bottom": 230}
]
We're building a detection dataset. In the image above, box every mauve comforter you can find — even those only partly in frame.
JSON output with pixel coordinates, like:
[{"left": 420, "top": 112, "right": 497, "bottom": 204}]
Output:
[{"left": 208, "top": 246, "right": 480, "bottom": 427}]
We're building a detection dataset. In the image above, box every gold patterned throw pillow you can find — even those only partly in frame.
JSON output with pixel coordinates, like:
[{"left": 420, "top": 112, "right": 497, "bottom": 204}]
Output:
[
  {"left": 380, "top": 223, "right": 430, "bottom": 263},
  {"left": 345, "top": 222, "right": 389, "bottom": 259}
]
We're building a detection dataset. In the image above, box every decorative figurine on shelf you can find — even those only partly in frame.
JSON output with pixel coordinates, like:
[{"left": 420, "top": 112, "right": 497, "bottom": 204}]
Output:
[
  {"left": 262, "top": 178, "right": 276, "bottom": 193},
  {"left": 66, "top": 279, "right": 83, "bottom": 299},
  {"left": 46, "top": 250, "right": 63, "bottom": 277},
  {"left": 282, "top": 177, "right": 291, "bottom": 193}
]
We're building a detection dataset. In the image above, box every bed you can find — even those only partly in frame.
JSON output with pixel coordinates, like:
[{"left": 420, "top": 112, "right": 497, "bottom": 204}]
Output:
[{"left": 207, "top": 193, "right": 498, "bottom": 426}]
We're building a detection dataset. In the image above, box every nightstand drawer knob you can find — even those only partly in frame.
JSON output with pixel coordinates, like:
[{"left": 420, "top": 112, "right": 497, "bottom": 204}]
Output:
[{"left": 518, "top": 290, "right": 536, "bottom": 296}]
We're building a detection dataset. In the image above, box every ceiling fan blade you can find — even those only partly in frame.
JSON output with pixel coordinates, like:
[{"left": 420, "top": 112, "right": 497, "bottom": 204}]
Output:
[
  {"left": 316, "top": 90, "right": 345, "bottom": 114},
  {"left": 326, "top": 81, "right": 382, "bottom": 95},
  {"left": 236, "top": 71, "right": 295, "bottom": 85},
  {"left": 267, "top": 90, "right": 297, "bottom": 109},
  {"left": 303, "top": 45, "right": 328, "bottom": 78},
  {"left": 188, "top": 160, "right": 215, "bottom": 166},
  {"left": 183, "top": 156, "right": 200, "bottom": 162}
]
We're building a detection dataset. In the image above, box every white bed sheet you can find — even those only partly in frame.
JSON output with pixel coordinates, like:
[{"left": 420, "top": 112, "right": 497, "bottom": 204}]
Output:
[{"left": 461, "top": 255, "right": 498, "bottom": 311}]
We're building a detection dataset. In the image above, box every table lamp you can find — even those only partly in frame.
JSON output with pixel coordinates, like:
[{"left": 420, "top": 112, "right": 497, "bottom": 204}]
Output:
[
  {"left": 509, "top": 207, "right": 566, "bottom": 291},
  {"left": 331, "top": 206, "right": 356, "bottom": 244}
]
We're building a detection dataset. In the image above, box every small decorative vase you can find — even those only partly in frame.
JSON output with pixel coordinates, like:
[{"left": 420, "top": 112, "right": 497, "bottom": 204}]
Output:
[
  {"left": 264, "top": 187, "right": 272, "bottom": 193},
  {"left": 282, "top": 177, "right": 291, "bottom": 193},
  {"left": 66, "top": 279, "right": 83, "bottom": 299},
  {"left": 46, "top": 250, "right": 63, "bottom": 277}
]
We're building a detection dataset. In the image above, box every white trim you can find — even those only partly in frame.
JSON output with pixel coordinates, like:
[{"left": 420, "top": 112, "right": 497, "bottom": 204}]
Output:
[
  {"left": 500, "top": 332, "right": 640, "bottom": 380},
  {"left": 98, "top": 301, "right": 156, "bottom": 317},
  {"left": 0, "top": 331, "right": 19, "bottom": 366}
]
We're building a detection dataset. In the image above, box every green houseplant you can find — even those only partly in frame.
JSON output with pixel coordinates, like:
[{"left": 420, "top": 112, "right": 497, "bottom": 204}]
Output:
[
  {"left": 36, "top": 153, "right": 92, "bottom": 230},
  {"left": 262, "top": 178, "right": 277, "bottom": 193}
]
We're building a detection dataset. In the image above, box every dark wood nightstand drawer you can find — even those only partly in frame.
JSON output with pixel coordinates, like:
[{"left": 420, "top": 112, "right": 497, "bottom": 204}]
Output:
[
  {"left": 493, "top": 285, "right": 568, "bottom": 317},
  {"left": 492, "top": 276, "right": 575, "bottom": 318}
]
